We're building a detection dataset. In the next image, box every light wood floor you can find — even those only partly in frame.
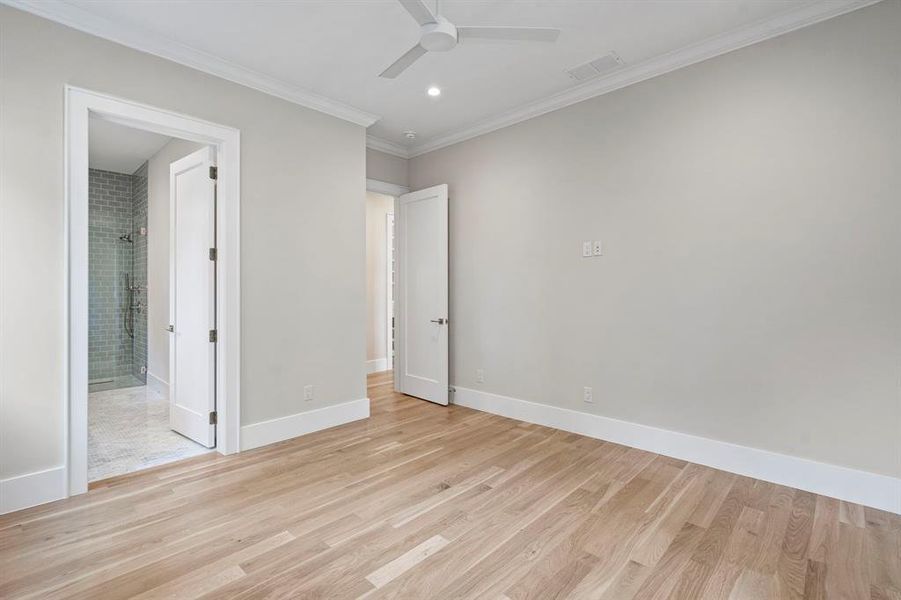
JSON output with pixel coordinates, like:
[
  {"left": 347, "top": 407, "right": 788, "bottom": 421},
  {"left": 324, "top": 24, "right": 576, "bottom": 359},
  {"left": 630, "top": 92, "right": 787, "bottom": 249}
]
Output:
[{"left": 1, "top": 371, "right": 898, "bottom": 599}]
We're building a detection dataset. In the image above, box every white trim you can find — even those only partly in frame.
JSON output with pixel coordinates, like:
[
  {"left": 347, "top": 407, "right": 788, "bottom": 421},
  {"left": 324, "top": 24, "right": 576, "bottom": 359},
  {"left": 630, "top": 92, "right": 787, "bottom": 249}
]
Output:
[
  {"left": 240, "top": 399, "right": 370, "bottom": 451},
  {"left": 0, "top": 467, "right": 67, "bottom": 515},
  {"left": 366, "top": 358, "right": 389, "bottom": 374},
  {"left": 453, "top": 387, "right": 901, "bottom": 515},
  {"left": 366, "top": 178, "right": 409, "bottom": 197},
  {"left": 66, "top": 86, "right": 241, "bottom": 499},
  {"left": 3, "top": 0, "right": 379, "bottom": 127},
  {"left": 366, "top": 135, "right": 412, "bottom": 159},
  {"left": 147, "top": 372, "right": 169, "bottom": 400},
  {"left": 403, "top": 0, "right": 880, "bottom": 157}
]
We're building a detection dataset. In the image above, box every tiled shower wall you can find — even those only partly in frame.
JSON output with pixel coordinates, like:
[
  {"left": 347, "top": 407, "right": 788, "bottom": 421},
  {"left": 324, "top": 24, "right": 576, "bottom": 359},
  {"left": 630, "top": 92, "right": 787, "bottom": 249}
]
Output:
[
  {"left": 89, "top": 169, "right": 133, "bottom": 380},
  {"left": 88, "top": 165, "right": 148, "bottom": 384}
]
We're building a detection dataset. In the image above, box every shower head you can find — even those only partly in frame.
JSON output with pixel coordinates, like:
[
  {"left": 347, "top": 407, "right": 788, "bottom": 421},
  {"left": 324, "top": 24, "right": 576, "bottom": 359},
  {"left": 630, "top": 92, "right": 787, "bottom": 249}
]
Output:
[{"left": 118, "top": 233, "right": 133, "bottom": 243}]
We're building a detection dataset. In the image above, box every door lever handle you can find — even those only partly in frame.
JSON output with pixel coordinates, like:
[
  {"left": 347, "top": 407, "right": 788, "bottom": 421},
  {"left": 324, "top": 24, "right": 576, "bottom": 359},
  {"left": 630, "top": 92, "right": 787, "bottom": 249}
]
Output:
[{"left": 430, "top": 318, "right": 446, "bottom": 325}]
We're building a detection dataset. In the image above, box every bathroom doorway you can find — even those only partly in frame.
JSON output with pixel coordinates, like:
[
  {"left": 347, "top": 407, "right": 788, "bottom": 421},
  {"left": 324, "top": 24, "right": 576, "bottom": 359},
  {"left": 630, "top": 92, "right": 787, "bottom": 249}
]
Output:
[
  {"left": 87, "top": 117, "right": 214, "bottom": 482},
  {"left": 66, "top": 87, "right": 240, "bottom": 498}
]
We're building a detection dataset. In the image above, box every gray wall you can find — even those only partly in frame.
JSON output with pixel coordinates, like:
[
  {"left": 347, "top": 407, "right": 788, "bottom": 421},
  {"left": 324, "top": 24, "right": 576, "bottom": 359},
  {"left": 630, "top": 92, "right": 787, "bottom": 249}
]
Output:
[
  {"left": 366, "top": 148, "right": 408, "bottom": 188},
  {"left": 410, "top": 1, "right": 901, "bottom": 478},
  {"left": 88, "top": 168, "right": 134, "bottom": 381},
  {"left": 0, "top": 6, "right": 366, "bottom": 480}
]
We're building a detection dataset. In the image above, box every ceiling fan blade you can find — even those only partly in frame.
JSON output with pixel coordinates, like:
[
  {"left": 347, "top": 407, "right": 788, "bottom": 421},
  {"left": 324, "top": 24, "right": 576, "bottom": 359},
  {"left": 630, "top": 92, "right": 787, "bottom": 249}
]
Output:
[
  {"left": 457, "top": 26, "right": 561, "bottom": 42},
  {"left": 397, "top": 0, "right": 437, "bottom": 25},
  {"left": 379, "top": 44, "right": 428, "bottom": 79}
]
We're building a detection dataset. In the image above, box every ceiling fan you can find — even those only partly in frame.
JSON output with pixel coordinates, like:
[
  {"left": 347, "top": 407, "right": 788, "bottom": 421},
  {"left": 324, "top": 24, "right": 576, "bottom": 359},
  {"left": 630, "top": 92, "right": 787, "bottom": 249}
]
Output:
[{"left": 380, "top": 0, "right": 561, "bottom": 79}]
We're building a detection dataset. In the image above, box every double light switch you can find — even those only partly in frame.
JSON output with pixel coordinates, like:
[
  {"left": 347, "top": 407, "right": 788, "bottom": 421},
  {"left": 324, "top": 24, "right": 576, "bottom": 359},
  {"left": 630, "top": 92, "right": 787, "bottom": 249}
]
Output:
[{"left": 582, "top": 241, "right": 603, "bottom": 257}]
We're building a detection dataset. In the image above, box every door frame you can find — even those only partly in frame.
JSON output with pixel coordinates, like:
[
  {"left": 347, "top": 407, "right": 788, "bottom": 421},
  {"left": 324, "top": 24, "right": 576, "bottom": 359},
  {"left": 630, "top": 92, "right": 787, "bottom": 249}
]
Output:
[
  {"left": 65, "top": 86, "right": 241, "bottom": 496},
  {"left": 365, "top": 178, "right": 408, "bottom": 378}
]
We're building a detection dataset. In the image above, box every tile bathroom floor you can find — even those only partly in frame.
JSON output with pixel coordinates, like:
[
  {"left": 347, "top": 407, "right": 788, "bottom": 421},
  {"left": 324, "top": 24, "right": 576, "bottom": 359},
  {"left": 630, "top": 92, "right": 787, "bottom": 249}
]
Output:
[{"left": 88, "top": 384, "right": 213, "bottom": 482}]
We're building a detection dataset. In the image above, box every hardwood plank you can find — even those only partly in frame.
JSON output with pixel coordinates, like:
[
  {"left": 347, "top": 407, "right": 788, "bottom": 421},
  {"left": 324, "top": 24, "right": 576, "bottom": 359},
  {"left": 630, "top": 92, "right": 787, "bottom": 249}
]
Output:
[
  {"left": 776, "top": 490, "right": 817, "bottom": 600},
  {"left": 631, "top": 522, "right": 707, "bottom": 600},
  {"left": 729, "top": 568, "right": 777, "bottom": 600},
  {"left": 826, "top": 522, "right": 870, "bottom": 599},
  {"left": 808, "top": 495, "right": 840, "bottom": 563},
  {"left": 867, "top": 518, "right": 901, "bottom": 594},
  {"left": 803, "top": 560, "right": 827, "bottom": 600},
  {"left": 365, "top": 534, "right": 450, "bottom": 588}
]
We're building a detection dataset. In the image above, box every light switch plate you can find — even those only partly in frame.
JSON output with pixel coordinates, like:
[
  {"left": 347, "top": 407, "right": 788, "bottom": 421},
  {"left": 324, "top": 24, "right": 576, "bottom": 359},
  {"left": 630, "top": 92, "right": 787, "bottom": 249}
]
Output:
[
  {"left": 593, "top": 241, "right": 603, "bottom": 256},
  {"left": 582, "top": 241, "right": 592, "bottom": 258},
  {"left": 303, "top": 385, "right": 314, "bottom": 401}
]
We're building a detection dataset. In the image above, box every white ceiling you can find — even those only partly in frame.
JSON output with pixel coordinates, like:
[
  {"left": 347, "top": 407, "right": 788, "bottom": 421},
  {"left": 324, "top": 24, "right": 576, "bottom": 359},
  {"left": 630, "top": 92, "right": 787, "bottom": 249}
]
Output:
[
  {"left": 13, "top": 0, "right": 874, "bottom": 156},
  {"left": 89, "top": 117, "right": 171, "bottom": 173}
]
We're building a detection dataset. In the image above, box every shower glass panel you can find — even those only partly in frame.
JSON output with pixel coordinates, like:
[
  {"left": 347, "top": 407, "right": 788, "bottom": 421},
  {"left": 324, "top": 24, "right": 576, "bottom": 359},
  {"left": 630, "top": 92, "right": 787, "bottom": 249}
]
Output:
[{"left": 88, "top": 165, "right": 148, "bottom": 390}]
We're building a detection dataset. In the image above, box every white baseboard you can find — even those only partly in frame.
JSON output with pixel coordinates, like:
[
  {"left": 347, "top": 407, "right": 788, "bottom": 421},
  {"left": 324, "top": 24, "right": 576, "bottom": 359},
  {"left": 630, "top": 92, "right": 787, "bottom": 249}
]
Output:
[
  {"left": 453, "top": 387, "right": 901, "bottom": 515},
  {"left": 0, "top": 466, "right": 67, "bottom": 515},
  {"left": 240, "top": 398, "right": 370, "bottom": 451},
  {"left": 147, "top": 372, "right": 169, "bottom": 400},
  {"left": 366, "top": 358, "right": 389, "bottom": 374}
]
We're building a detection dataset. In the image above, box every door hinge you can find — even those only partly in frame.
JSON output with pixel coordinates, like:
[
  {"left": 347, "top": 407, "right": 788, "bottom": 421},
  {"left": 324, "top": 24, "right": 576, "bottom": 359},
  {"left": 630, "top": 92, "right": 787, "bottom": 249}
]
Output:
[
  {"left": 209, "top": 166, "right": 218, "bottom": 180},
  {"left": 209, "top": 247, "right": 217, "bottom": 261},
  {"left": 209, "top": 329, "right": 218, "bottom": 343},
  {"left": 209, "top": 411, "right": 217, "bottom": 425}
]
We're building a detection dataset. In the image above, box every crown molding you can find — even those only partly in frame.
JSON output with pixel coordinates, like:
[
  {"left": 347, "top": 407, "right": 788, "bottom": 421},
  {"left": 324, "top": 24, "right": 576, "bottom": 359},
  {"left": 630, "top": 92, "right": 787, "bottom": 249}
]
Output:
[
  {"left": 366, "top": 135, "right": 412, "bottom": 159},
  {"left": 406, "top": 0, "right": 881, "bottom": 158},
  {"left": 2, "top": 0, "right": 380, "bottom": 128},
  {"left": 4, "top": 0, "right": 879, "bottom": 151}
]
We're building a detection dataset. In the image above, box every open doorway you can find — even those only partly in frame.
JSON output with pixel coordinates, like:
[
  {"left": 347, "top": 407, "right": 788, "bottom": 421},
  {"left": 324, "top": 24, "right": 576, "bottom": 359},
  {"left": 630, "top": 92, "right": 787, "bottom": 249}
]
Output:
[
  {"left": 87, "top": 117, "right": 216, "bottom": 482},
  {"left": 67, "top": 87, "right": 240, "bottom": 498},
  {"left": 364, "top": 180, "right": 449, "bottom": 406},
  {"left": 365, "top": 190, "right": 395, "bottom": 377}
]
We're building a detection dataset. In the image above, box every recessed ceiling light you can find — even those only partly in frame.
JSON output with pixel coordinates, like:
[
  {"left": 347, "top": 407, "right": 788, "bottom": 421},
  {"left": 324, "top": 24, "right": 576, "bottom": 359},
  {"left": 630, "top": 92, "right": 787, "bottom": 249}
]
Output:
[
  {"left": 404, "top": 130, "right": 417, "bottom": 140},
  {"left": 427, "top": 86, "right": 441, "bottom": 97}
]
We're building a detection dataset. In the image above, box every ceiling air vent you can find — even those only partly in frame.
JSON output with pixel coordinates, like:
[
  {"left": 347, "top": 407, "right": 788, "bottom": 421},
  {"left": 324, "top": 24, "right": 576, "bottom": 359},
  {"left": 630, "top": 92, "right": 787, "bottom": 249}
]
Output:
[{"left": 566, "top": 52, "right": 624, "bottom": 82}]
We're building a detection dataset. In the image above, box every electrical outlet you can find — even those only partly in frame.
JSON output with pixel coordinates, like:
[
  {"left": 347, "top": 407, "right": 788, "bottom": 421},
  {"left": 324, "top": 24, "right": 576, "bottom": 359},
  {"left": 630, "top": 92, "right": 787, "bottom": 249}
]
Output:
[
  {"left": 582, "top": 241, "right": 592, "bottom": 258},
  {"left": 593, "top": 241, "right": 603, "bottom": 256},
  {"left": 583, "top": 386, "right": 593, "bottom": 403},
  {"left": 303, "top": 385, "right": 314, "bottom": 401},
  {"left": 476, "top": 369, "right": 485, "bottom": 383}
]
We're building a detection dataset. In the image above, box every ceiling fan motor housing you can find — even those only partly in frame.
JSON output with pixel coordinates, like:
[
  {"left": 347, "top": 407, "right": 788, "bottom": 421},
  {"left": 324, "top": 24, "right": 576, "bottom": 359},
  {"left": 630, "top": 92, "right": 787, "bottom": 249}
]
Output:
[{"left": 421, "top": 16, "right": 458, "bottom": 52}]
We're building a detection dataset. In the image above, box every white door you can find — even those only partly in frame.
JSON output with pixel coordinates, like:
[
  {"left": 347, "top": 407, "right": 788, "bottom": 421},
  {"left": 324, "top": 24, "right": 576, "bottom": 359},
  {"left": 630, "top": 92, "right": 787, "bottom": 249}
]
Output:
[
  {"left": 395, "top": 184, "right": 449, "bottom": 405},
  {"left": 169, "top": 147, "right": 216, "bottom": 447}
]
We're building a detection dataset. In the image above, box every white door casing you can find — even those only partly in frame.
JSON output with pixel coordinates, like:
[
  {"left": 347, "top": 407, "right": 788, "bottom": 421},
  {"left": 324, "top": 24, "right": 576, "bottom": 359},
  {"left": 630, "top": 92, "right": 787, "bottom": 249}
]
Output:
[
  {"left": 169, "top": 147, "right": 216, "bottom": 447},
  {"left": 66, "top": 86, "right": 240, "bottom": 499},
  {"left": 394, "top": 184, "right": 449, "bottom": 405}
]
